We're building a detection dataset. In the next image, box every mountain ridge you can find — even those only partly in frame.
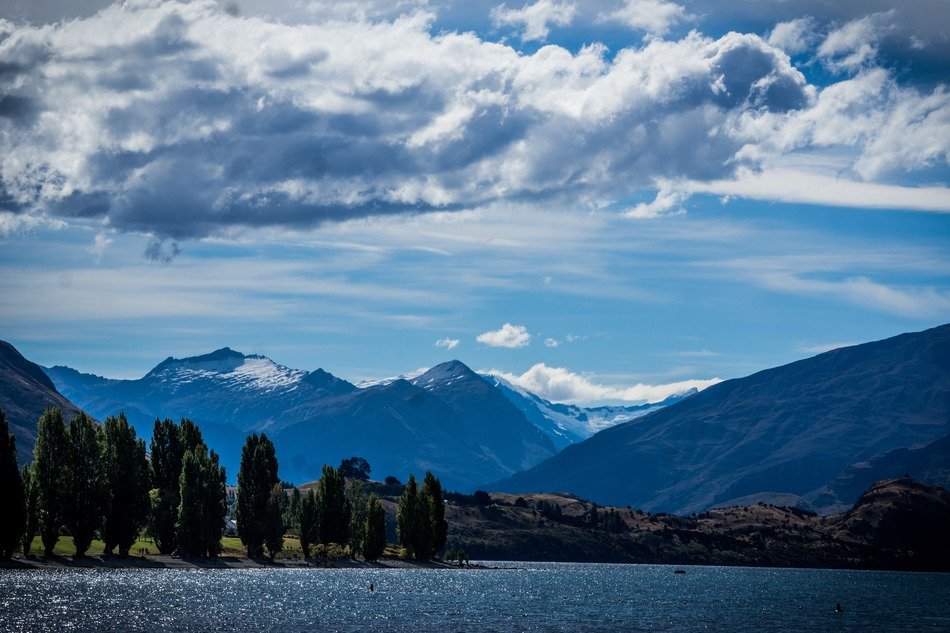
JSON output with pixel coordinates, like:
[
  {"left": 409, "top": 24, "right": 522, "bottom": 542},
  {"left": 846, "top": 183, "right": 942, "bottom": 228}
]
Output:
[{"left": 490, "top": 324, "right": 950, "bottom": 514}]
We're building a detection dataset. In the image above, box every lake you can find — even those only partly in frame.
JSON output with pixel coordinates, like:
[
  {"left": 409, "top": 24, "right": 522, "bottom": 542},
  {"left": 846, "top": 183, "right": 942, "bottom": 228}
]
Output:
[{"left": 1, "top": 562, "right": 947, "bottom": 631}]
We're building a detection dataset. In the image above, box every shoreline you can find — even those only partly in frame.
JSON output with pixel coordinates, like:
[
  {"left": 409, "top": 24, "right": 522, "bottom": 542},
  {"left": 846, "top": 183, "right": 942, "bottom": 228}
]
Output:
[{"left": 0, "top": 554, "right": 475, "bottom": 571}]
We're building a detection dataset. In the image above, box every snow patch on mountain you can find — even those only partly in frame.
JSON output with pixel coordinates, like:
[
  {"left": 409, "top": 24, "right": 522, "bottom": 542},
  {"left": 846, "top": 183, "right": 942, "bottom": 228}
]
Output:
[
  {"left": 148, "top": 351, "right": 307, "bottom": 393},
  {"left": 356, "top": 367, "right": 429, "bottom": 389}
]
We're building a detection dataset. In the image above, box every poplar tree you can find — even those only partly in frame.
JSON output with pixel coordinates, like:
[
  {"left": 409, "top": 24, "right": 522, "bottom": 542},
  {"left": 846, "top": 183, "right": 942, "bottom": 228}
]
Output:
[
  {"left": 202, "top": 449, "right": 226, "bottom": 559},
  {"left": 397, "top": 472, "right": 447, "bottom": 561},
  {"left": 65, "top": 413, "right": 105, "bottom": 557},
  {"left": 317, "top": 464, "right": 349, "bottom": 546},
  {"left": 421, "top": 471, "right": 447, "bottom": 556},
  {"left": 397, "top": 474, "right": 420, "bottom": 559},
  {"left": 102, "top": 413, "right": 150, "bottom": 557},
  {"left": 346, "top": 480, "right": 368, "bottom": 558},
  {"left": 285, "top": 487, "right": 301, "bottom": 534},
  {"left": 236, "top": 433, "right": 278, "bottom": 558},
  {"left": 21, "top": 465, "right": 38, "bottom": 557},
  {"left": 33, "top": 408, "right": 69, "bottom": 556},
  {"left": 176, "top": 443, "right": 226, "bottom": 558},
  {"left": 298, "top": 489, "right": 318, "bottom": 558},
  {"left": 263, "top": 483, "right": 285, "bottom": 561},
  {"left": 176, "top": 450, "right": 204, "bottom": 557},
  {"left": 149, "top": 418, "right": 184, "bottom": 554},
  {"left": 363, "top": 494, "right": 386, "bottom": 562},
  {"left": 0, "top": 409, "right": 25, "bottom": 559}
]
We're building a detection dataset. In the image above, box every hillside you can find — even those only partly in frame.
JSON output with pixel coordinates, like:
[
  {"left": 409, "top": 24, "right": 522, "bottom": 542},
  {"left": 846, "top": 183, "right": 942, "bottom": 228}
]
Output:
[
  {"left": 0, "top": 341, "right": 83, "bottom": 462},
  {"left": 437, "top": 478, "right": 950, "bottom": 571},
  {"left": 492, "top": 324, "right": 950, "bottom": 514}
]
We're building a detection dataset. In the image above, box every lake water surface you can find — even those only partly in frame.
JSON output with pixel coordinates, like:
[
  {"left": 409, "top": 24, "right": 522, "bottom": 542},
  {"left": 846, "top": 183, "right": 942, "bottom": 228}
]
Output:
[{"left": 1, "top": 562, "right": 947, "bottom": 632}]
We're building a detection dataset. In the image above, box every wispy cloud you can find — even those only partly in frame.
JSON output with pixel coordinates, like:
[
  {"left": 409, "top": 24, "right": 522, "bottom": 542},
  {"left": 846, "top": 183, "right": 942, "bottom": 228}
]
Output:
[
  {"left": 681, "top": 169, "right": 950, "bottom": 213},
  {"left": 435, "top": 337, "right": 460, "bottom": 350},
  {"left": 760, "top": 273, "right": 950, "bottom": 319},
  {"left": 477, "top": 323, "right": 532, "bottom": 348}
]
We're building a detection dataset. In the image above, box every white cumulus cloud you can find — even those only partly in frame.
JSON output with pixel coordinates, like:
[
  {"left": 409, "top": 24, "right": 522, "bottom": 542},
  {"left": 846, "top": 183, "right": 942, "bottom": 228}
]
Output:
[
  {"left": 435, "top": 337, "right": 460, "bottom": 350},
  {"left": 601, "top": 0, "right": 687, "bottom": 39},
  {"left": 767, "top": 17, "right": 817, "bottom": 55},
  {"left": 624, "top": 186, "right": 688, "bottom": 219},
  {"left": 477, "top": 323, "right": 532, "bottom": 348},
  {"left": 818, "top": 12, "right": 893, "bottom": 73},
  {"left": 544, "top": 337, "right": 560, "bottom": 347},
  {"left": 491, "top": 0, "right": 577, "bottom": 42},
  {"left": 491, "top": 362, "right": 721, "bottom": 405}
]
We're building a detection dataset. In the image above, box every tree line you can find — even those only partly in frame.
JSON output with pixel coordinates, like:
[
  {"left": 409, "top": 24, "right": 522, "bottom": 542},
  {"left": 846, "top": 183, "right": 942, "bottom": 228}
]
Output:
[
  {"left": 233, "top": 436, "right": 445, "bottom": 563},
  {"left": 0, "top": 408, "right": 226, "bottom": 559},
  {"left": 0, "top": 407, "right": 449, "bottom": 563}
]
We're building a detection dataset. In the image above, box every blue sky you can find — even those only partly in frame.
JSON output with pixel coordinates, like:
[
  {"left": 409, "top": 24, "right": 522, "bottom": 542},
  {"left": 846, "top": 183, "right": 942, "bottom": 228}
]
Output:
[{"left": 0, "top": 0, "right": 947, "bottom": 403}]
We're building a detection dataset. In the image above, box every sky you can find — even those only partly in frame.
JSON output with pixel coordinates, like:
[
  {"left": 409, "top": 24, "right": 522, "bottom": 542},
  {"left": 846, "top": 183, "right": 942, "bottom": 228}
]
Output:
[{"left": 0, "top": 0, "right": 947, "bottom": 405}]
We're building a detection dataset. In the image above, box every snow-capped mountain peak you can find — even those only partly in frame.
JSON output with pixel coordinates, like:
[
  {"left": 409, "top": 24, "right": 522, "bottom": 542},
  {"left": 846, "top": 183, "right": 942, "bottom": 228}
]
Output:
[{"left": 146, "top": 348, "right": 307, "bottom": 392}]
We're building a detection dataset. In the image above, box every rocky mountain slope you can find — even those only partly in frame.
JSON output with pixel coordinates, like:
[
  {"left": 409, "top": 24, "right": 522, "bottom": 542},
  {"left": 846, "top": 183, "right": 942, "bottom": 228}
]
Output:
[
  {"left": 0, "top": 341, "right": 83, "bottom": 462},
  {"left": 492, "top": 324, "right": 950, "bottom": 514}
]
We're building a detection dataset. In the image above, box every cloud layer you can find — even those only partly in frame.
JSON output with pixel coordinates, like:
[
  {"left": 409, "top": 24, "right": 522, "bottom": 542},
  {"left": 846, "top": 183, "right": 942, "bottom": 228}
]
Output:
[
  {"left": 491, "top": 362, "right": 721, "bottom": 404},
  {"left": 0, "top": 1, "right": 818, "bottom": 243},
  {"left": 0, "top": 1, "right": 945, "bottom": 251}
]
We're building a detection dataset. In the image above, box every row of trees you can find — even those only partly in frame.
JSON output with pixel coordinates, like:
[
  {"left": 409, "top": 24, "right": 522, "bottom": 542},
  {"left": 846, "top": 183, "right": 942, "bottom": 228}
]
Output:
[
  {"left": 234, "top": 435, "right": 389, "bottom": 561},
  {"left": 0, "top": 408, "right": 155, "bottom": 558},
  {"left": 0, "top": 408, "right": 227, "bottom": 559},
  {"left": 0, "top": 407, "right": 451, "bottom": 563}
]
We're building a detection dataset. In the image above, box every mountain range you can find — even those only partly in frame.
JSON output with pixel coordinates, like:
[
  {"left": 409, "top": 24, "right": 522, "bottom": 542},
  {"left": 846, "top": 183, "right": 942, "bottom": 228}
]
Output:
[
  {"left": 38, "top": 348, "right": 671, "bottom": 490},
  {"left": 492, "top": 323, "right": 950, "bottom": 514},
  {"left": 3, "top": 323, "right": 948, "bottom": 512}
]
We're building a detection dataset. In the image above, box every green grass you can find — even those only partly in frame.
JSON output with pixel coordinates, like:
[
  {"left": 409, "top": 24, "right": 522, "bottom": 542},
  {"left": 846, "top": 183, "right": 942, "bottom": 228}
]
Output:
[
  {"left": 28, "top": 535, "right": 159, "bottom": 557},
  {"left": 28, "top": 535, "right": 356, "bottom": 560}
]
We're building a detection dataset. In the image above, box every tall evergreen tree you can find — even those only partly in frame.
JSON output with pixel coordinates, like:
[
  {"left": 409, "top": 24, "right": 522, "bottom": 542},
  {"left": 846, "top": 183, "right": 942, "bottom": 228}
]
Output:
[
  {"left": 202, "top": 449, "right": 227, "bottom": 559},
  {"left": 285, "top": 487, "right": 301, "bottom": 534},
  {"left": 149, "top": 418, "right": 184, "bottom": 554},
  {"left": 298, "top": 489, "right": 318, "bottom": 558},
  {"left": 397, "top": 474, "right": 420, "bottom": 559},
  {"left": 176, "top": 450, "right": 204, "bottom": 558},
  {"left": 176, "top": 443, "right": 226, "bottom": 558},
  {"left": 413, "top": 491, "right": 434, "bottom": 561},
  {"left": 21, "top": 465, "right": 37, "bottom": 557},
  {"left": 33, "top": 408, "right": 69, "bottom": 556},
  {"left": 236, "top": 433, "right": 278, "bottom": 558},
  {"left": 421, "top": 471, "right": 447, "bottom": 556},
  {"left": 317, "top": 464, "right": 349, "bottom": 546},
  {"left": 263, "top": 483, "right": 285, "bottom": 561},
  {"left": 102, "top": 413, "right": 150, "bottom": 557},
  {"left": 65, "top": 413, "right": 105, "bottom": 557},
  {"left": 346, "top": 479, "right": 368, "bottom": 558},
  {"left": 179, "top": 418, "right": 205, "bottom": 455},
  {"left": 0, "top": 409, "right": 26, "bottom": 559},
  {"left": 363, "top": 494, "right": 386, "bottom": 562}
]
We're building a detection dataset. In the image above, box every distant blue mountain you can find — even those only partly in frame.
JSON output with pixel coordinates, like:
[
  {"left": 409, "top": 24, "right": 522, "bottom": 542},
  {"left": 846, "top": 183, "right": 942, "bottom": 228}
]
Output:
[
  {"left": 490, "top": 324, "right": 950, "bottom": 514},
  {"left": 49, "top": 350, "right": 678, "bottom": 490}
]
